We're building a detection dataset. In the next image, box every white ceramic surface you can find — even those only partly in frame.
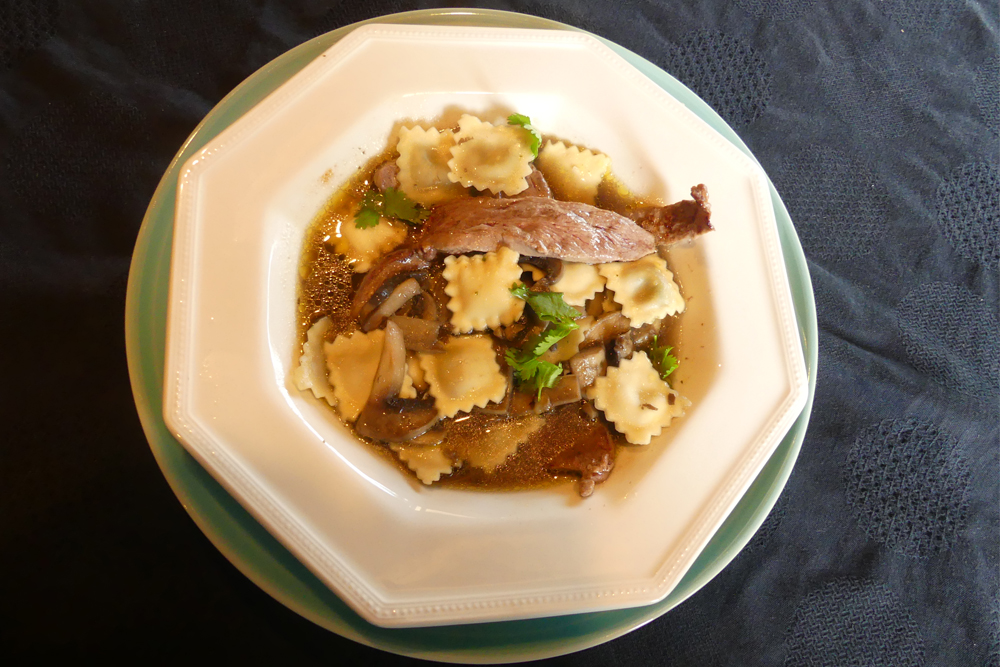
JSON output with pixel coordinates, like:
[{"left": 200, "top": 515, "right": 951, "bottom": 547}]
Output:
[{"left": 164, "top": 24, "right": 808, "bottom": 628}]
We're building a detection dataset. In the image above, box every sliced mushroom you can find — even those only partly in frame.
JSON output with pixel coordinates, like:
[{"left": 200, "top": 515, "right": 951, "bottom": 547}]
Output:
[
  {"left": 548, "top": 419, "right": 615, "bottom": 498},
  {"left": 630, "top": 322, "right": 660, "bottom": 349},
  {"left": 581, "top": 311, "right": 631, "bottom": 347},
  {"left": 389, "top": 315, "right": 443, "bottom": 352},
  {"left": 518, "top": 256, "right": 563, "bottom": 288},
  {"left": 351, "top": 248, "right": 431, "bottom": 320},
  {"left": 569, "top": 345, "right": 606, "bottom": 389},
  {"left": 474, "top": 366, "right": 515, "bottom": 416},
  {"left": 362, "top": 278, "right": 423, "bottom": 331},
  {"left": 534, "top": 375, "right": 582, "bottom": 414},
  {"left": 493, "top": 164, "right": 553, "bottom": 199},
  {"left": 417, "top": 290, "right": 439, "bottom": 321},
  {"left": 509, "top": 389, "right": 536, "bottom": 417},
  {"left": 610, "top": 332, "right": 634, "bottom": 365},
  {"left": 406, "top": 428, "right": 446, "bottom": 447},
  {"left": 355, "top": 320, "right": 440, "bottom": 442}
]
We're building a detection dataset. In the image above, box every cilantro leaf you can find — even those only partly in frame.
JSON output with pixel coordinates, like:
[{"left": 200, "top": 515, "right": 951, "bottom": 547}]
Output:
[
  {"left": 506, "top": 285, "right": 582, "bottom": 397},
  {"left": 509, "top": 284, "right": 581, "bottom": 323},
  {"left": 532, "top": 360, "right": 563, "bottom": 395},
  {"left": 650, "top": 335, "right": 679, "bottom": 380},
  {"left": 383, "top": 187, "right": 430, "bottom": 224},
  {"left": 507, "top": 113, "right": 541, "bottom": 158},
  {"left": 526, "top": 321, "right": 578, "bottom": 356},
  {"left": 505, "top": 348, "right": 563, "bottom": 399},
  {"left": 353, "top": 187, "right": 429, "bottom": 229},
  {"left": 354, "top": 191, "right": 383, "bottom": 229}
]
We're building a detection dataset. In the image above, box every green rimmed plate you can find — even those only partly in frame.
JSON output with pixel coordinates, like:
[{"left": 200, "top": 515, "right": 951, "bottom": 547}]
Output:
[{"left": 125, "top": 8, "right": 816, "bottom": 663}]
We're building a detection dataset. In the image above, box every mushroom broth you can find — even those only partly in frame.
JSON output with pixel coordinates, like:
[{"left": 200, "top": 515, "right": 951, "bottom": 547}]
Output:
[{"left": 293, "top": 114, "right": 711, "bottom": 496}]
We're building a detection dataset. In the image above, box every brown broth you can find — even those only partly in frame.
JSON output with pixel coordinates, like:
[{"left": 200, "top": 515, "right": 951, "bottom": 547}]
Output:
[{"left": 296, "top": 136, "right": 699, "bottom": 493}]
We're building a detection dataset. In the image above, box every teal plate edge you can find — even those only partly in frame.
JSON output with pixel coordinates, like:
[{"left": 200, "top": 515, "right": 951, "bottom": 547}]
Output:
[{"left": 125, "top": 9, "right": 817, "bottom": 664}]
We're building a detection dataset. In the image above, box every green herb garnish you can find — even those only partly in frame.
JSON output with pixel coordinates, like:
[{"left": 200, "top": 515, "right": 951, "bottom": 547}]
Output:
[
  {"left": 353, "top": 187, "right": 430, "bottom": 229},
  {"left": 507, "top": 113, "right": 541, "bottom": 158},
  {"left": 509, "top": 284, "right": 581, "bottom": 324},
  {"left": 650, "top": 335, "right": 679, "bottom": 380},
  {"left": 506, "top": 284, "right": 581, "bottom": 397}
]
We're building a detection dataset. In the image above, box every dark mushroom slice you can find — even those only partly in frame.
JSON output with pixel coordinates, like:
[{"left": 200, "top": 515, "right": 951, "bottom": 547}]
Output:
[
  {"left": 534, "top": 375, "right": 582, "bottom": 414},
  {"left": 407, "top": 428, "right": 446, "bottom": 447},
  {"left": 508, "top": 389, "right": 536, "bottom": 417},
  {"left": 509, "top": 316, "right": 548, "bottom": 348},
  {"left": 416, "top": 290, "right": 439, "bottom": 321},
  {"left": 355, "top": 321, "right": 440, "bottom": 442},
  {"left": 629, "top": 322, "right": 660, "bottom": 349},
  {"left": 351, "top": 248, "right": 431, "bottom": 320},
  {"left": 580, "top": 311, "right": 631, "bottom": 347},
  {"left": 519, "top": 256, "right": 563, "bottom": 288},
  {"left": 568, "top": 345, "right": 607, "bottom": 389},
  {"left": 610, "top": 332, "right": 634, "bottom": 366},
  {"left": 487, "top": 164, "right": 553, "bottom": 200},
  {"left": 361, "top": 278, "right": 423, "bottom": 331},
  {"left": 548, "top": 419, "right": 615, "bottom": 498},
  {"left": 521, "top": 164, "right": 553, "bottom": 198},
  {"left": 388, "top": 315, "right": 443, "bottom": 352}
]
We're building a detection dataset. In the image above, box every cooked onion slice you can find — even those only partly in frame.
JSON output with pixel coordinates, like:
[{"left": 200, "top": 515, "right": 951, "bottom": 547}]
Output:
[
  {"left": 389, "top": 315, "right": 442, "bottom": 352},
  {"left": 362, "top": 277, "right": 423, "bottom": 332}
]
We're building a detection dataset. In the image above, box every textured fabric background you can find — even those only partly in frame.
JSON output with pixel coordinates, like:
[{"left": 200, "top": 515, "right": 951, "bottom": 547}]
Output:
[{"left": 2, "top": 1, "right": 997, "bottom": 664}]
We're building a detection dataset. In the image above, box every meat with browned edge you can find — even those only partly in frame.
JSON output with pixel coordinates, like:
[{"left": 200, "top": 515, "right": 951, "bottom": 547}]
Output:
[
  {"left": 416, "top": 196, "right": 657, "bottom": 263},
  {"left": 627, "top": 184, "right": 713, "bottom": 246},
  {"left": 548, "top": 419, "right": 615, "bottom": 497}
]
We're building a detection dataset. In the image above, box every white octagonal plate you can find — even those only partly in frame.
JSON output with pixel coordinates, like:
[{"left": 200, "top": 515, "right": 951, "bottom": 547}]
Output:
[{"left": 164, "top": 24, "right": 808, "bottom": 628}]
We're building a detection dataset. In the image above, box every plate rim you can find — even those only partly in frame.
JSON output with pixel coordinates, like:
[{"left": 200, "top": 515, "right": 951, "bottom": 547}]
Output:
[
  {"left": 164, "top": 22, "right": 808, "bottom": 627},
  {"left": 126, "top": 7, "right": 817, "bottom": 663}
]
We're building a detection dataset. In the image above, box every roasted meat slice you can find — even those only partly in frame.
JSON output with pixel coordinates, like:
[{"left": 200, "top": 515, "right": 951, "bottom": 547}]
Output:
[
  {"left": 627, "top": 184, "right": 713, "bottom": 246},
  {"left": 548, "top": 419, "right": 615, "bottom": 497},
  {"left": 372, "top": 160, "right": 400, "bottom": 192},
  {"left": 416, "top": 196, "right": 656, "bottom": 263}
]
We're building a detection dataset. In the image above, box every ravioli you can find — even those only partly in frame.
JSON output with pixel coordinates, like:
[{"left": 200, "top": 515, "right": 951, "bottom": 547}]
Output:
[
  {"left": 324, "top": 329, "right": 385, "bottom": 422},
  {"left": 396, "top": 125, "right": 466, "bottom": 206},
  {"left": 551, "top": 262, "right": 606, "bottom": 307},
  {"left": 447, "top": 114, "right": 534, "bottom": 195},
  {"left": 443, "top": 247, "right": 525, "bottom": 333},
  {"left": 391, "top": 443, "right": 457, "bottom": 484},
  {"left": 536, "top": 140, "right": 611, "bottom": 204},
  {"left": 419, "top": 334, "right": 508, "bottom": 419},
  {"left": 599, "top": 255, "right": 685, "bottom": 326},
  {"left": 458, "top": 415, "right": 544, "bottom": 472},
  {"left": 292, "top": 317, "right": 336, "bottom": 406},
  {"left": 333, "top": 215, "right": 407, "bottom": 273},
  {"left": 589, "top": 351, "right": 687, "bottom": 445}
]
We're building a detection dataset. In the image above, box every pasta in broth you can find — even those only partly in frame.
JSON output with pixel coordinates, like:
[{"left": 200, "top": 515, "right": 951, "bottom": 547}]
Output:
[{"left": 294, "top": 113, "right": 714, "bottom": 497}]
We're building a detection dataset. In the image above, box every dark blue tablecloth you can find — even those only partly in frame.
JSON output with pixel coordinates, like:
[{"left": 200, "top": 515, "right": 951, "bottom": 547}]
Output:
[{"left": 2, "top": 2, "right": 996, "bottom": 664}]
